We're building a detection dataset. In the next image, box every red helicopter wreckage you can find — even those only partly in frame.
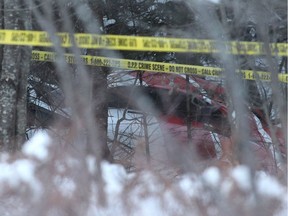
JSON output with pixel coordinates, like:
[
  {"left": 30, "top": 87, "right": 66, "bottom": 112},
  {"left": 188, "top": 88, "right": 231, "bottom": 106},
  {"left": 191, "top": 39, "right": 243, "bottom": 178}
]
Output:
[{"left": 28, "top": 70, "right": 286, "bottom": 174}]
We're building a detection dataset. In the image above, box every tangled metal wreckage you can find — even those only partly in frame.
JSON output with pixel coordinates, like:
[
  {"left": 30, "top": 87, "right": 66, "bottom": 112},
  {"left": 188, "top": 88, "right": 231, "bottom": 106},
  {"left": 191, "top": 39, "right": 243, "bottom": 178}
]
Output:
[{"left": 28, "top": 71, "right": 287, "bottom": 174}]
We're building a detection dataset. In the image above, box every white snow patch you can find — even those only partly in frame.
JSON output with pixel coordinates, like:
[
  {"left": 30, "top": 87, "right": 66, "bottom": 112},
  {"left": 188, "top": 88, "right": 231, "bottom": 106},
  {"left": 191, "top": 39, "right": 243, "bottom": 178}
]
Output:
[
  {"left": 0, "top": 162, "right": 20, "bottom": 188},
  {"left": 86, "top": 155, "right": 97, "bottom": 174},
  {"left": 178, "top": 176, "right": 199, "bottom": 197},
  {"left": 256, "top": 172, "right": 285, "bottom": 198},
  {"left": 163, "top": 190, "right": 182, "bottom": 214},
  {"left": 231, "top": 111, "right": 236, "bottom": 120},
  {"left": 0, "top": 153, "right": 9, "bottom": 162},
  {"left": 103, "top": 18, "right": 116, "bottom": 27},
  {"left": 220, "top": 179, "right": 234, "bottom": 196},
  {"left": 55, "top": 161, "right": 66, "bottom": 173},
  {"left": 202, "top": 167, "right": 221, "bottom": 187},
  {"left": 127, "top": 20, "right": 136, "bottom": 27},
  {"left": 134, "top": 196, "right": 165, "bottom": 216},
  {"left": 206, "top": 0, "right": 220, "bottom": 4},
  {"left": 66, "top": 156, "right": 80, "bottom": 168},
  {"left": 102, "top": 162, "right": 126, "bottom": 194},
  {"left": 231, "top": 166, "right": 252, "bottom": 191},
  {"left": 0, "top": 140, "right": 287, "bottom": 216},
  {"left": 23, "top": 130, "right": 51, "bottom": 161},
  {"left": 0, "top": 159, "right": 42, "bottom": 197},
  {"left": 54, "top": 176, "right": 76, "bottom": 198}
]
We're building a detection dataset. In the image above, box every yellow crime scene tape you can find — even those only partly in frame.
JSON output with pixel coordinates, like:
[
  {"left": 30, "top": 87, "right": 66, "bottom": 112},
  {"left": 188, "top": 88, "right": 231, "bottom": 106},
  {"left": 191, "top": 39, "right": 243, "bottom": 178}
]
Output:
[
  {"left": 31, "top": 50, "right": 288, "bottom": 83},
  {"left": 0, "top": 30, "right": 287, "bottom": 56}
]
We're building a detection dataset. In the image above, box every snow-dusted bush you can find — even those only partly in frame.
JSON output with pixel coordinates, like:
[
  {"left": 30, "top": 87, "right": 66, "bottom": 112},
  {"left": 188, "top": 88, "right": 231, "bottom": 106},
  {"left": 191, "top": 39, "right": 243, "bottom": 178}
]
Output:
[{"left": 0, "top": 131, "right": 286, "bottom": 216}]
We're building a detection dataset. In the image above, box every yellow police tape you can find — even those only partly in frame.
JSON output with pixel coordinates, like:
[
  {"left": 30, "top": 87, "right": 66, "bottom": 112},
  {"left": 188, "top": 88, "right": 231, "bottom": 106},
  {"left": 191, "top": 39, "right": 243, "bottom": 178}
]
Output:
[
  {"left": 31, "top": 50, "right": 288, "bottom": 83},
  {"left": 0, "top": 30, "right": 287, "bottom": 56}
]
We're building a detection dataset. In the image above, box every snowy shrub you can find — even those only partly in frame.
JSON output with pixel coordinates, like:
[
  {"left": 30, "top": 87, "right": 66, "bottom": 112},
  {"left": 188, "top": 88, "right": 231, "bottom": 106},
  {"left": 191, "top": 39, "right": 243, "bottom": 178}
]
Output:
[{"left": 0, "top": 131, "right": 286, "bottom": 216}]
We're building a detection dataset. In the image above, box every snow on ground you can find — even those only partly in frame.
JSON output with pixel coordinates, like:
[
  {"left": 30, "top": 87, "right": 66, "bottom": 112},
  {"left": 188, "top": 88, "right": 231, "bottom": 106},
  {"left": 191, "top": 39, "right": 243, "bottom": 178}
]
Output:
[
  {"left": 0, "top": 131, "right": 286, "bottom": 216},
  {"left": 22, "top": 130, "right": 51, "bottom": 161}
]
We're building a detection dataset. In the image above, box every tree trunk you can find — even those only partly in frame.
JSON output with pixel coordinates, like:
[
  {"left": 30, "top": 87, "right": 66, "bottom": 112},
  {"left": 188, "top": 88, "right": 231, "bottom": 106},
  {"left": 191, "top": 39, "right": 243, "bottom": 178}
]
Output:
[
  {"left": 0, "top": 0, "right": 31, "bottom": 151},
  {"left": 91, "top": 66, "right": 110, "bottom": 160},
  {"left": 0, "top": 0, "right": 3, "bottom": 69},
  {"left": 86, "top": 0, "right": 110, "bottom": 160}
]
